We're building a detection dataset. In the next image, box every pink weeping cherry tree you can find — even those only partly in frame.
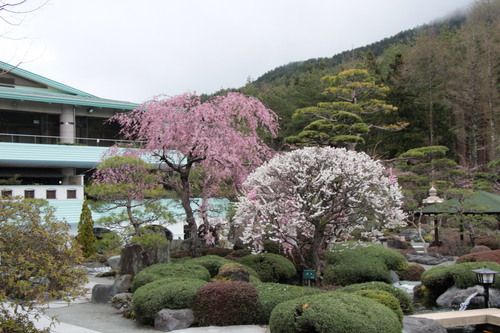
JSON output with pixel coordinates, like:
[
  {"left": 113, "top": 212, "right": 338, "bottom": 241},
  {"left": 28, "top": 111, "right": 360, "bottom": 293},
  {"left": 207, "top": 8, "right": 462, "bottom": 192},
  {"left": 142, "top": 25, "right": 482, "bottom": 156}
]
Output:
[
  {"left": 108, "top": 92, "right": 279, "bottom": 257},
  {"left": 235, "top": 147, "right": 407, "bottom": 275}
]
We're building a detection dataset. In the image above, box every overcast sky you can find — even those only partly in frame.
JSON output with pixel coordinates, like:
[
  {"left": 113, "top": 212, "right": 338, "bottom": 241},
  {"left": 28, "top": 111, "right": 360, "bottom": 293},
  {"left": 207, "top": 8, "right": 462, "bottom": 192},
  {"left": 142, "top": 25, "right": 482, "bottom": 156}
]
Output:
[{"left": 0, "top": 0, "right": 473, "bottom": 104}]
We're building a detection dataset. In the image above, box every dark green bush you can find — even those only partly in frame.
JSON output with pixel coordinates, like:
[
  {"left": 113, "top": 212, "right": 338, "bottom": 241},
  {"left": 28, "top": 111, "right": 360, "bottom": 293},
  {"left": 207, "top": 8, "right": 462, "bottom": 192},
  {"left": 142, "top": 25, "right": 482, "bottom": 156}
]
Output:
[
  {"left": 353, "top": 289, "right": 403, "bottom": 322},
  {"left": 324, "top": 241, "right": 407, "bottom": 286},
  {"left": 184, "top": 255, "right": 236, "bottom": 277},
  {"left": 327, "top": 242, "right": 407, "bottom": 270},
  {"left": 131, "top": 263, "right": 210, "bottom": 291},
  {"left": 268, "top": 292, "right": 402, "bottom": 333},
  {"left": 185, "top": 255, "right": 260, "bottom": 279},
  {"left": 255, "top": 282, "right": 324, "bottom": 324},
  {"left": 399, "top": 263, "right": 425, "bottom": 281},
  {"left": 192, "top": 281, "right": 259, "bottom": 326},
  {"left": 323, "top": 257, "right": 391, "bottom": 286},
  {"left": 238, "top": 253, "right": 297, "bottom": 283},
  {"left": 132, "top": 277, "right": 207, "bottom": 325},
  {"left": 214, "top": 263, "right": 249, "bottom": 282},
  {"left": 421, "top": 262, "right": 500, "bottom": 296},
  {"left": 338, "top": 281, "right": 413, "bottom": 315}
]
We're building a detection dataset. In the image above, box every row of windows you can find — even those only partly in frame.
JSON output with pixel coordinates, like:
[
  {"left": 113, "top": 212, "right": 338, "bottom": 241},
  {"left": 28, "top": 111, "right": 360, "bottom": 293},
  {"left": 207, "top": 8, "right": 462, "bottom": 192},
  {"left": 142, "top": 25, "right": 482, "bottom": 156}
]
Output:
[{"left": 1, "top": 189, "right": 77, "bottom": 199}]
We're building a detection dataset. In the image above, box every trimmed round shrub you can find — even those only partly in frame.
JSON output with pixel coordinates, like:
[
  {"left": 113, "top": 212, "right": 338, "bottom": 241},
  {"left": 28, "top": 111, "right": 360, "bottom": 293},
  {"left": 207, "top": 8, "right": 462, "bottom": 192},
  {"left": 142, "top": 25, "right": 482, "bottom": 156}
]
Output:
[
  {"left": 327, "top": 241, "right": 407, "bottom": 270},
  {"left": 470, "top": 245, "right": 491, "bottom": 253},
  {"left": 421, "top": 262, "right": 500, "bottom": 296},
  {"left": 185, "top": 255, "right": 233, "bottom": 276},
  {"left": 353, "top": 289, "right": 403, "bottom": 322},
  {"left": 399, "top": 263, "right": 425, "bottom": 281},
  {"left": 132, "top": 277, "right": 207, "bottom": 325},
  {"left": 238, "top": 253, "right": 297, "bottom": 283},
  {"left": 323, "top": 258, "right": 391, "bottom": 286},
  {"left": 338, "top": 281, "right": 413, "bottom": 315},
  {"left": 255, "top": 282, "right": 324, "bottom": 324},
  {"left": 131, "top": 263, "right": 210, "bottom": 291},
  {"left": 202, "top": 247, "right": 233, "bottom": 257},
  {"left": 324, "top": 241, "right": 407, "bottom": 286},
  {"left": 192, "top": 281, "right": 259, "bottom": 326},
  {"left": 214, "top": 263, "right": 249, "bottom": 282},
  {"left": 268, "top": 292, "right": 402, "bottom": 333}
]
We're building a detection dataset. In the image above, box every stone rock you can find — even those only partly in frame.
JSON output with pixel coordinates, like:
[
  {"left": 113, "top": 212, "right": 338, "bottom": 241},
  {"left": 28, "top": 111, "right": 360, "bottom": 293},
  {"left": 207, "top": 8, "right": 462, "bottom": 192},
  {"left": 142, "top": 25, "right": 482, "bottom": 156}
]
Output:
[
  {"left": 107, "top": 255, "right": 121, "bottom": 270},
  {"left": 400, "top": 229, "right": 427, "bottom": 242},
  {"left": 390, "top": 270, "right": 400, "bottom": 284},
  {"left": 436, "top": 285, "right": 500, "bottom": 309},
  {"left": 170, "top": 239, "right": 191, "bottom": 253},
  {"left": 387, "top": 238, "right": 408, "bottom": 249},
  {"left": 119, "top": 243, "right": 170, "bottom": 276},
  {"left": 112, "top": 274, "right": 133, "bottom": 294},
  {"left": 155, "top": 309, "right": 194, "bottom": 332},
  {"left": 91, "top": 284, "right": 114, "bottom": 304},
  {"left": 403, "top": 316, "right": 447, "bottom": 333},
  {"left": 405, "top": 252, "right": 454, "bottom": 266},
  {"left": 110, "top": 292, "right": 132, "bottom": 314}
]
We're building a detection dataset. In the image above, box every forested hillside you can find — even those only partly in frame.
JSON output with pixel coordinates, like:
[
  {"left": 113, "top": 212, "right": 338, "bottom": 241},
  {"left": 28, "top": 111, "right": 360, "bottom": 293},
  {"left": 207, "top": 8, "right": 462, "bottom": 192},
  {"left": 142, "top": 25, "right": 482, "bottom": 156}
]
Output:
[{"left": 225, "top": 0, "right": 498, "bottom": 180}]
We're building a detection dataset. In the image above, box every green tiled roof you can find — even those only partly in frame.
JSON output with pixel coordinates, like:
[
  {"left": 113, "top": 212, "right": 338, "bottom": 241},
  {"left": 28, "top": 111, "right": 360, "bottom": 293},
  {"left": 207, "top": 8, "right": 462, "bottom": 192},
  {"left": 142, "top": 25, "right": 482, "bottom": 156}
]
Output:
[
  {"left": 422, "top": 191, "right": 500, "bottom": 214},
  {"left": 0, "top": 61, "right": 138, "bottom": 110}
]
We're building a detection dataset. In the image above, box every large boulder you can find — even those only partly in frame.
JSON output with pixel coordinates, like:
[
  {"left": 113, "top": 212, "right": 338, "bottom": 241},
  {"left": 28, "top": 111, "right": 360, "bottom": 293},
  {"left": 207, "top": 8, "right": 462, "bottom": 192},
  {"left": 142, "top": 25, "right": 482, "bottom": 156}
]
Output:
[
  {"left": 112, "top": 274, "right": 133, "bottom": 294},
  {"left": 154, "top": 309, "right": 194, "bottom": 332},
  {"left": 91, "top": 284, "right": 114, "bottom": 304},
  {"left": 403, "top": 317, "right": 446, "bottom": 333},
  {"left": 405, "top": 252, "right": 454, "bottom": 266},
  {"left": 106, "top": 255, "right": 121, "bottom": 270},
  {"left": 436, "top": 285, "right": 500, "bottom": 309},
  {"left": 119, "top": 243, "right": 170, "bottom": 276}
]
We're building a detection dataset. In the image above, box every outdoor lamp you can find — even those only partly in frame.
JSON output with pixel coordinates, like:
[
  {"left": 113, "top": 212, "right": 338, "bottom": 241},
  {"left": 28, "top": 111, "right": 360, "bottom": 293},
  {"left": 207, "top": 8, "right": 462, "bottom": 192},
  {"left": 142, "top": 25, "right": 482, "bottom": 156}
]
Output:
[{"left": 472, "top": 267, "right": 499, "bottom": 308}]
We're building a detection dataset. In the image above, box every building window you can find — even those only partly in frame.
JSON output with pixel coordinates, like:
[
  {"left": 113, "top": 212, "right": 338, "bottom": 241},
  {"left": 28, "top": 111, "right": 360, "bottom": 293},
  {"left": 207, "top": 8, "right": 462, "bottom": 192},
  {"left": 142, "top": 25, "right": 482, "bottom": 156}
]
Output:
[
  {"left": 24, "top": 190, "right": 35, "bottom": 198},
  {"left": 1, "top": 190, "right": 12, "bottom": 198},
  {"left": 46, "top": 190, "right": 56, "bottom": 199},
  {"left": 67, "top": 189, "right": 77, "bottom": 199}
]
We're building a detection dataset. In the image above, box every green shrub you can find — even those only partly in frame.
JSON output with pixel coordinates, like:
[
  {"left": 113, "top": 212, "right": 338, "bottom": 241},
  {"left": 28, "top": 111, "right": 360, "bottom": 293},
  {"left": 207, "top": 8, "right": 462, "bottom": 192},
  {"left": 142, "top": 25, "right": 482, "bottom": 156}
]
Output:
[
  {"left": 255, "top": 282, "right": 324, "bottom": 324},
  {"left": 192, "top": 281, "right": 259, "bottom": 326},
  {"left": 338, "top": 281, "right": 413, "bottom": 315},
  {"left": 238, "top": 253, "right": 297, "bottom": 283},
  {"left": 184, "top": 255, "right": 236, "bottom": 277},
  {"left": 421, "top": 262, "right": 500, "bottom": 296},
  {"left": 324, "top": 241, "right": 407, "bottom": 286},
  {"left": 132, "top": 277, "right": 207, "bottom": 325},
  {"left": 327, "top": 242, "right": 407, "bottom": 270},
  {"left": 214, "top": 263, "right": 250, "bottom": 282},
  {"left": 131, "top": 263, "right": 210, "bottom": 291},
  {"left": 353, "top": 289, "right": 403, "bottom": 322},
  {"left": 268, "top": 292, "right": 402, "bottom": 333},
  {"left": 185, "top": 255, "right": 260, "bottom": 279},
  {"left": 399, "top": 263, "right": 425, "bottom": 281},
  {"left": 323, "top": 258, "right": 391, "bottom": 286}
]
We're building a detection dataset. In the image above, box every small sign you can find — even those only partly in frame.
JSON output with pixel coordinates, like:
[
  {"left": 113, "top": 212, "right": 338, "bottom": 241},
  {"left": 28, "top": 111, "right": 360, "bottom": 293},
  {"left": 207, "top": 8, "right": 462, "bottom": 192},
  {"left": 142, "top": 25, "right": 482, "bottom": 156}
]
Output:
[{"left": 303, "top": 270, "right": 316, "bottom": 280}]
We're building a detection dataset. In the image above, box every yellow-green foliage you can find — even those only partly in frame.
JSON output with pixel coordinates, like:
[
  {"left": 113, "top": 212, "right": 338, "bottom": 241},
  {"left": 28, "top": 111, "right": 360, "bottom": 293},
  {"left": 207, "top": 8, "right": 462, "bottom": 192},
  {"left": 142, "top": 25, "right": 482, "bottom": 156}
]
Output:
[
  {"left": 76, "top": 199, "right": 97, "bottom": 258},
  {"left": 353, "top": 289, "right": 403, "bottom": 322},
  {"left": 214, "top": 263, "right": 250, "bottom": 282}
]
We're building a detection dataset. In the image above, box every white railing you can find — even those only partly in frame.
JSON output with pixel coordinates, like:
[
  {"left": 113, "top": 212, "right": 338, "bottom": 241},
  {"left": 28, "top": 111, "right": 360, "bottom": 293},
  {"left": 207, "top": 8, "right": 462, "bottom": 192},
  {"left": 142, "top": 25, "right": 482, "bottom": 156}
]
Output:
[{"left": 0, "top": 133, "right": 133, "bottom": 147}]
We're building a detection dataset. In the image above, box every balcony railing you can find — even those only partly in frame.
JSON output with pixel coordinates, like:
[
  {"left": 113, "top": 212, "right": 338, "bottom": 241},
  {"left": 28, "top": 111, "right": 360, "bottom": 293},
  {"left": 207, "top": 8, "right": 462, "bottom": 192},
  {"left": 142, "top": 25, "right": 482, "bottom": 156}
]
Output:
[{"left": 0, "top": 133, "right": 133, "bottom": 147}]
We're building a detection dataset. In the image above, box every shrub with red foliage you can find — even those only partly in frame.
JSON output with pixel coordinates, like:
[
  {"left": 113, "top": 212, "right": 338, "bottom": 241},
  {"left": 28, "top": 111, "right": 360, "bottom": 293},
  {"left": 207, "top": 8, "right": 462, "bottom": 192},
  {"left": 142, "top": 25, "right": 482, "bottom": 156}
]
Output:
[
  {"left": 202, "top": 247, "right": 233, "bottom": 257},
  {"left": 470, "top": 245, "right": 491, "bottom": 253},
  {"left": 399, "top": 263, "right": 425, "bottom": 281},
  {"left": 192, "top": 281, "right": 259, "bottom": 326},
  {"left": 456, "top": 249, "right": 500, "bottom": 264},
  {"left": 476, "top": 235, "right": 500, "bottom": 250}
]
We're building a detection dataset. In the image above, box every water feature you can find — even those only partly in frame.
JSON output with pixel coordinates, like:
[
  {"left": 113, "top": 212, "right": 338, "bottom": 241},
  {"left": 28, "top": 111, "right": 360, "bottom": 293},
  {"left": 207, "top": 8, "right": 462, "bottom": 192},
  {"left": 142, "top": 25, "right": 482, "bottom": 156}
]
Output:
[{"left": 459, "top": 292, "right": 479, "bottom": 311}]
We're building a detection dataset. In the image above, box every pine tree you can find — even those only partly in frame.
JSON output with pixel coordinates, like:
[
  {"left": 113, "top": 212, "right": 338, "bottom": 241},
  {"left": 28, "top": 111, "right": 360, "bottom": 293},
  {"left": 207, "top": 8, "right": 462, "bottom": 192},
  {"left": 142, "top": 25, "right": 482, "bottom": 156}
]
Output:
[{"left": 76, "top": 198, "right": 97, "bottom": 258}]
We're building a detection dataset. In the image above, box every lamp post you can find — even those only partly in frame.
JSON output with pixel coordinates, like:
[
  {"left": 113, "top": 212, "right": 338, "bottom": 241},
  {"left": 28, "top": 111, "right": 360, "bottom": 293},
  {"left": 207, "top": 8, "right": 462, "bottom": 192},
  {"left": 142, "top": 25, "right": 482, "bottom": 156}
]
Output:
[
  {"left": 472, "top": 267, "right": 499, "bottom": 308},
  {"left": 422, "top": 185, "right": 443, "bottom": 246}
]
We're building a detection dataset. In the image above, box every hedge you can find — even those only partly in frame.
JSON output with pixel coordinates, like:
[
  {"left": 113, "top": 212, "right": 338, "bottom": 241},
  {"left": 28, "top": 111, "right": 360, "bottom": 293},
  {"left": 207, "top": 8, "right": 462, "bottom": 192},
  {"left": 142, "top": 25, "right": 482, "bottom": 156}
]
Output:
[
  {"left": 192, "top": 281, "right": 259, "bottom": 326},
  {"left": 353, "top": 289, "right": 403, "bottom": 322},
  {"left": 421, "top": 262, "right": 500, "bottom": 296},
  {"left": 268, "top": 292, "right": 402, "bottom": 333},
  {"left": 131, "top": 263, "right": 211, "bottom": 291},
  {"left": 338, "top": 281, "right": 414, "bottom": 315},
  {"left": 238, "top": 253, "right": 297, "bottom": 283},
  {"left": 255, "top": 282, "right": 324, "bottom": 324},
  {"left": 323, "top": 241, "right": 407, "bottom": 286},
  {"left": 132, "top": 277, "right": 207, "bottom": 325}
]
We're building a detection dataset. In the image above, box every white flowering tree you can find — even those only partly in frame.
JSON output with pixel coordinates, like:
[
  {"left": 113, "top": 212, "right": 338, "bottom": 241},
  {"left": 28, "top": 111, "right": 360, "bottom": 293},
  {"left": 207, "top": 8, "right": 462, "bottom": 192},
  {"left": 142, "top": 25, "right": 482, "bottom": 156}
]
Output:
[{"left": 235, "top": 147, "right": 406, "bottom": 274}]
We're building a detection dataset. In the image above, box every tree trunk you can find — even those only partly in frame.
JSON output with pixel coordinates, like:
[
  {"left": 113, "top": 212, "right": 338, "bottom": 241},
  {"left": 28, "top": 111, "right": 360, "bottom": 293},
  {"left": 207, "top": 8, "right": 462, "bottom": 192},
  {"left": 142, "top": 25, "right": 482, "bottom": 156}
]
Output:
[
  {"left": 179, "top": 172, "right": 201, "bottom": 257},
  {"left": 310, "top": 224, "right": 325, "bottom": 281}
]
